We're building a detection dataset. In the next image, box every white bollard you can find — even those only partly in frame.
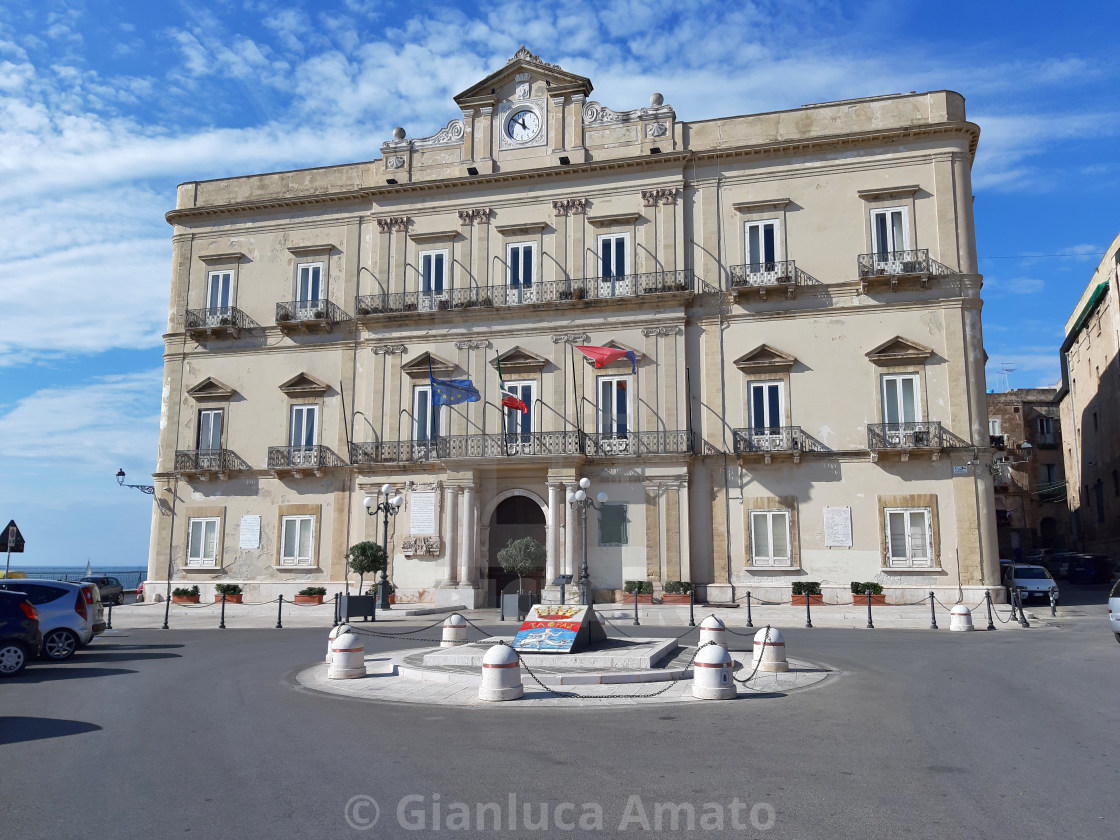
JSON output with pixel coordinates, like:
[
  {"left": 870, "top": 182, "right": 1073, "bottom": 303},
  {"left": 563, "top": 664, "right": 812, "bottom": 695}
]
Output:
[
  {"left": 692, "top": 643, "right": 736, "bottom": 700},
  {"left": 751, "top": 627, "right": 789, "bottom": 673},
  {"left": 327, "top": 624, "right": 348, "bottom": 663},
  {"left": 442, "top": 614, "right": 468, "bottom": 647},
  {"left": 328, "top": 628, "right": 366, "bottom": 679},
  {"left": 950, "top": 605, "right": 974, "bottom": 632},
  {"left": 478, "top": 644, "right": 523, "bottom": 701},
  {"left": 699, "top": 615, "right": 727, "bottom": 649}
]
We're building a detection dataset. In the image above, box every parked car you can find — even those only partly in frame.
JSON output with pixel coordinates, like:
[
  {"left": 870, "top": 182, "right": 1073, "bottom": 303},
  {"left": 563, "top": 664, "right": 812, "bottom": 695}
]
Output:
[
  {"left": 80, "top": 575, "right": 124, "bottom": 605},
  {"left": 0, "top": 589, "right": 42, "bottom": 677},
  {"left": 1035, "top": 551, "right": 1077, "bottom": 579},
  {"left": 1002, "top": 564, "right": 1059, "bottom": 603},
  {"left": 1067, "top": 554, "right": 1116, "bottom": 585},
  {"left": 0, "top": 580, "right": 97, "bottom": 660},
  {"left": 1109, "top": 578, "right": 1120, "bottom": 643},
  {"left": 84, "top": 583, "right": 106, "bottom": 635},
  {"left": 136, "top": 581, "right": 144, "bottom": 602}
]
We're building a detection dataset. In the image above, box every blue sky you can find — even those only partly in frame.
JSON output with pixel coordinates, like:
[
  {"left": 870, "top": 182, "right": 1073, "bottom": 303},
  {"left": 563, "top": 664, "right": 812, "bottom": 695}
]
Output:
[{"left": 1, "top": 0, "right": 1117, "bottom": 567}]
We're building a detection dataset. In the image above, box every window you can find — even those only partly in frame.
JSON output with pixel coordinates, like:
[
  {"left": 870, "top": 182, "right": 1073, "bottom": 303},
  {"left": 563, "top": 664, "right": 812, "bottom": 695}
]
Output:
[
  {"left": 419, "top": 249, "right": 447, "bottom": 303},
  {"left": 280, "top": 515, "right": 314, "bottom": 567},
  {"left": 598, "top": 376, "right": 630, "bottom": 437},
  {"left": 198, "top": 408, "right": 222, "bottom": 451},
  {"left": 187, "top": 517, "right": 220, "bottom": 568},
  {"left": 989, "top": 418, "right": 1001, "bottom": 436},
  {"left": 502, "top": 381, "right": 535, "bottom": 442},
  {"left": 598, "top": 234, "right": 628, "bottom": 278},
  {"left": 206, "top": 270, "right": 232, "bottom": 312},
  {"left": 749, "top": 381, "right": 784, "bottom": 433},
  {"left": 1038, "top": 463, "right": 1058, "bottom": 485},
  {"left": 413, "top": 386, "right": 440, "bottom": 442},
  {"left": 885, "top": 508, "right": 932, "bottom": 568},
  {"left": 744, "top": 219, "right": 780, "bottom": 272},
  {"left": 750, "top": 510, "right": 791, "bottom": 566},
  {"left": 871, "top": 207, "right": 908, "bottom": 257},
  {"left": 881, "top": 374, "right": 920, "bottom": 424},
  {"left": 297, "top": 262, "right": 323, "bottom": 309},
  {"left": 289, "top": 404, "right": 318, "bottom": 448},
  {"left": 598, "top": 504, "right": 628, "bottom": 545},
  {"left": 507, "top": 243, "right": 534, "bottom": 288}
]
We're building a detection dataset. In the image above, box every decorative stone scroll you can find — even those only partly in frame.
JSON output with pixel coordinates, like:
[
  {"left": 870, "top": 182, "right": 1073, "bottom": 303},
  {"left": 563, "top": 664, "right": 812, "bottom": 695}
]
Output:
[
  {"left": 583, "top": 96, "right": 675, "bottom": 127},
  {"left": 550, "top": 333, "right": 590, "bottom": 344},
  {"left": 641, "top": 326, "right": 680, "bottom": 337},
  {"left": 455, "top": 339, "right": 491, "bottom": 350},
  {"left": 641, "top": 188, "right": 676, "bottom": 207},
  {"left": 506, "top": 45, "right": 562, "bottom": 70},
  {"left": 372, "top": 344, "right": 407, "bottom": 355},
  {"left": 376, "top": 216, "right": 409, "bottom": 233},
  {"left": 646, "top": 122, "right": 668, "bottom": 138},
  {"left": 552, "top": 198, "right": 588, "bottom": 217},
  {"left": 401, "top": 536, "right": 441, "bottom": 557},
  {"left": 386, "top": 155, "right": 405, "bottom": 169},
  {"left": 412, "top": 119, "right": 465, "bottom": 149},
  {"left": 457, "top": 208, "right": 491, "bottom": 226}
]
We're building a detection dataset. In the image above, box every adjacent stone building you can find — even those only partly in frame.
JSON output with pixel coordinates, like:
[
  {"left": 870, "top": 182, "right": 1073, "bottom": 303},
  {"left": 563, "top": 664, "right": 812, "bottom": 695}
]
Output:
[
  {"left": 1057, "top": 231, "right": 1120, "bottom": 557},
  {"left": 147, "top": 48, "right": 1000, "bottom": 606}
]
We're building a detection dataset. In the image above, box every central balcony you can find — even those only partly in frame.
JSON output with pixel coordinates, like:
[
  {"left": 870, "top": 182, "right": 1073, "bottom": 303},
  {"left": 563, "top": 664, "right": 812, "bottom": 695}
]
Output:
[
  {"left": 355, "top": 270, "right": 693, "bottom": 320},
  {"left": 267, "top": 445, "right": 346, "bottom": 477},
  {"left": 856, "top": 249, "right": 955, "bottom": 292},
  {"left": 584, "top": 431, "right": 693, "bottom": 457},
  {"left": 275, "top": 299, "right": 351, "bottom": 333},
  {"left": 185, "top": 306, "right": 250, "bottom": 339}
]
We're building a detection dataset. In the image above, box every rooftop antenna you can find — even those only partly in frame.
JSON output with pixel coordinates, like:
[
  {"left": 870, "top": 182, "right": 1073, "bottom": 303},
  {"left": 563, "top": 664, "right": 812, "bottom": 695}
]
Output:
[{"left": 996, "top": 362, "right": 1017, "bottom": 393}]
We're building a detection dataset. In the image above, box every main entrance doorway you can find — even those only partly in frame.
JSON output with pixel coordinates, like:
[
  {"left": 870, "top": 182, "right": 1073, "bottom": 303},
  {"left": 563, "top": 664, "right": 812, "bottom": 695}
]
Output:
[{"left": 486, "top": 495, "right": 546, "bottom": 607}]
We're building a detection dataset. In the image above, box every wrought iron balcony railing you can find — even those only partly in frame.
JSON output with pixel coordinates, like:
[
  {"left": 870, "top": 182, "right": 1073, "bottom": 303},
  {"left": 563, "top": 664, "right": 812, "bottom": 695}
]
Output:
[
  {"left": 349, "top": 441, "right": 438, "bottom": 464},
  {"left": 185, "top": 306, "right": 250, "bottom": 335},
  {"left": 349, "top": 430, "right": 691, "bottom": 462},
  {"left": 275, "top": 299, "right": 351, "bottom": 326},
  {"left": 174, "top": 449, "right": 242, "bottom": 473},
  {"left": 354, "top": 270, "right": 693, "bottom": 317},
  {"left": 266, "top": 445, "right": 347, "bottom": 470},
  {"left": 732, "top": 427, "right": 809, "bottom": 454},
  {"left": 990, "top": 434, "right": 1006, "bottom": 450},
  {"left": 728, "top": 260, "right": 798, "bottom": 289},
  {"left": 867, "top": 421, "right": 945, "bottom": 450},
  {"left": 584, "top": 431, "right": 693, "bottom": 456},
  {"left": 857, "top": 249, "right": 955, "bottom": 279},
  {"left": 437, "top": 432, "right": 584, "bottom": 459}
]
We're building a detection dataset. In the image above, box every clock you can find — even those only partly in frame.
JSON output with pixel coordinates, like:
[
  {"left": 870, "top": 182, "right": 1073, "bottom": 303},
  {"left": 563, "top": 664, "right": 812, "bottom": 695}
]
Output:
[{"left": 505, "top": 108, "right": 541, "bottom": 142}]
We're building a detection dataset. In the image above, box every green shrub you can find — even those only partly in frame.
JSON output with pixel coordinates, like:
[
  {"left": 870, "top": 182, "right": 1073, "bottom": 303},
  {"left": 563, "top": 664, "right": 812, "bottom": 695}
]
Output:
[
  {"left": 365, "top": 581, "right": 396, "bottom": 596},
  {"left": 298, "top": 586, "right": 327, "bottom": 597},
  {"left": 850, "top": 581, "right": 884, "bottom": 595},
  {"left": 346, "top": 541, "right": 387, "bottom": 592},
  {"left": 214, "top": 583, "right": 242, "bottom": 596},
  {"left": 623, "top": 580, "right": 654, "bottom": 595},
  {"left": 172, "top": 585, "right": 200, "bottom": 597},
  {"left": 791, "top": 581, "right": 821, "bottom": 596},
  {"left": 662, "top": 580, "right": 693, "bottom": 595}
]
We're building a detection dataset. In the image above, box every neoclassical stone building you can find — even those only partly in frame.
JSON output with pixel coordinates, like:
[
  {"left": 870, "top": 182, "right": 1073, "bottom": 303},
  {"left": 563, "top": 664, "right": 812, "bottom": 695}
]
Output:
[{"left": 147, "top": 48, "right": 999, "bottom": 606}]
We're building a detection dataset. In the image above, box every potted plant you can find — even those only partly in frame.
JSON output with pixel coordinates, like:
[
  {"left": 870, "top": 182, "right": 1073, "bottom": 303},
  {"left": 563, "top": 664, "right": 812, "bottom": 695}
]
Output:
[
  {"left": 214, "top": 583, "right": 242, "bottom": 603},
  {"left": 480, "top": 296, "right": 493, "bottom": 307},
  {"left": 437, "top": 299, "right": 450, "bottom": 310},
  {"left": 172, "top": 585, "right": 200, "bottom": 604},
  {"left": 313, "top": 308, "right": 326, "bottom": 319},
  {"left": 357, "top": 305, "right": 372, "bottom": 316},
  {"left": 851, "top": 581, "right": 886, "bottom": 605},
  {"left": 497, "top": 536, "right": 546, "bottom": 619},
  {"left": 295, "top": 586, "right": 327, "bottom": 605},
  {"left": 366, "top": 581, "right": 397, "bottom": 604},
  {"left": 624, "top": 580, "right": 654, "bottom": 604},
  {"left": 660, "top": 580, "right": 692, "bottom": 605},
  {"left": 346, "top": 541, "right": 386, "bottom": 593},
  {"left": 791, "top": 581, "right": 823, "bottom": 606},
  {"left": 276, "top": 311, "right": 291, "bottom": 322}
]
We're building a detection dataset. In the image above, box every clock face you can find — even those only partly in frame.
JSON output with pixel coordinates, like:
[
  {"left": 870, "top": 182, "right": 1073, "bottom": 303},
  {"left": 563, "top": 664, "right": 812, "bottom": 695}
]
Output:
[{"left": 506, "top": 108, "right": 540, "bottom": 142}]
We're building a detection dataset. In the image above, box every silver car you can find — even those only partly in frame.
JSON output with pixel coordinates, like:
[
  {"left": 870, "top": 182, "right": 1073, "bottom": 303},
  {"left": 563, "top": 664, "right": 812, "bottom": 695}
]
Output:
[
  {"left": 1002, "top": 564, "right": 1060, "bottom": 604},
  {"left": 0, "top": 580, "right": 98, "bottom": 660}
]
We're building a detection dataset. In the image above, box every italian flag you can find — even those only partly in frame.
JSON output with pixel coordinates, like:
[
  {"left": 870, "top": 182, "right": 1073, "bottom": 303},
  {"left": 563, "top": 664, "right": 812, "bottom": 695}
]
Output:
[{"left": 496, "top": 355, "right": 528, "bottom": 413}]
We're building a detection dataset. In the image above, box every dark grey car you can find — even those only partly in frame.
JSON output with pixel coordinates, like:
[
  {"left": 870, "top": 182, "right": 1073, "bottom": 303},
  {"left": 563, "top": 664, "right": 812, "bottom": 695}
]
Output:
[{"left": 80, "top": 576, "right": 124, "bottom": 605}]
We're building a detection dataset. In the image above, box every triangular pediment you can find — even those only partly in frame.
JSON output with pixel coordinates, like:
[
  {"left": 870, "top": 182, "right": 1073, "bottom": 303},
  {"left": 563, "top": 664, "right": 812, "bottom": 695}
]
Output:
[
  {"left": 734, "top": 345, "right": 797, "bottom": 374},
  {"left": 490, "top": 347, "right": 550, "bottom": 376},
  {"left": 454, "top": 47, "right": 592, "bottom": 105},
  {"left": 866, "top": 336, "right": 934, "bottom": 366},
  {"left": 402, "top": 352, "right": 456, "bottom": 381},
  {"left": 278, "top": 373, "right": 330, "bottom": 397},
  {"left": 187, "top": 377, "right": 235, "bottom": 401},
  {"left": 580, "top": 339, "right": 644, "bottom": 370}
]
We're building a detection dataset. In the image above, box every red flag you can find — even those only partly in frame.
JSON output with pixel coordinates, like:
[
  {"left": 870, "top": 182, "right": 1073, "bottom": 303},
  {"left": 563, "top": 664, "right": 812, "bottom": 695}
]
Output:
[
  {"left": 575, "top": 345, "right": 637, "bottom": 374},
  {"left": 496, "top": 353, "right": 528, "bottom": 412}
]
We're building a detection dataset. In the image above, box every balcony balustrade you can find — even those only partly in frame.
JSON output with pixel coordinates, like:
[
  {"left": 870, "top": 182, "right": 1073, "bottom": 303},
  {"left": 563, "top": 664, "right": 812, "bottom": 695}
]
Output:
[
  {"left": 867, "top": 421, "right": 946, "bottom": 452},
  {"left": 174, "top": 448, "right": 243, "bottom": 478},
  {"left": 728, "top": 260, "right": 799, "bottom": 300},
  {"left": 266, "top": 445, "right": 346, "bottom": 476},
  {"left": 275, "top": 299, "right": 350, "bottom": 332},
  {"left": 856, "top": 249, "right": 955, "bottom": 292},
  {"left": 583, "top": 430, "right": 693, "bottom": 456},
  {"left": 349, "top": 430, "right": 691, "bottom": 463},
  {"left": 185, "top": 306, "right": 250, "bottom": 338}
]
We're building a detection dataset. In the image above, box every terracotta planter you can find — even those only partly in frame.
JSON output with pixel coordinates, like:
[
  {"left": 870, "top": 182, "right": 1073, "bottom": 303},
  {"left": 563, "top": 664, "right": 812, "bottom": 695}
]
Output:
[
  {"left": 660, "top": 594, "right": 691, "bottom": 605},
  {"left": 791, "top": 594, "right": 824, "bottom": 606},
  {"left": 622, "top": 594, "right": 654, "bottom": 604},
  {"left": 852, "top": 594, "right": 887, "bottom": 606},
  {"left": 172, "top": 595, "right": 200, "bottom": 604},
  {"left": 214, "top": 593, "right": 243, "bottom": 604},
  {"left": 294, "top": 594, "right": 324, "bottom": 605}
]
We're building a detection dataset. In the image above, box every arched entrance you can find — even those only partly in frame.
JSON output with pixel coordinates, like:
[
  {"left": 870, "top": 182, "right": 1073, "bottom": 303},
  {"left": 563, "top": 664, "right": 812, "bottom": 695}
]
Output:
[{"left": 487, "top": 495, "right": 546, "bottom": 606}]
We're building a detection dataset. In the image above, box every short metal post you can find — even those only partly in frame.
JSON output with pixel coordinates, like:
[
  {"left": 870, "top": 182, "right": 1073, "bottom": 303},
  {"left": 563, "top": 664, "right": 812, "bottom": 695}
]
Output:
[
  {"left": 1008, "top": 588, "right": 1018, "bottom": 621},
  {"left": 1016, "top": 588, "right": 1030, "bottom": 628},
  {"left": 1049, "top": 587, "right": 1057, "bottom": 617},
  {"left": 804, "top": 593, "right": 813, "bottom": 629},
  {"left": 371, "top": 586, "right": 377, "bottom": 623},
  {"left": 333, "top": 592, "right": 340, "bottom": 625},
  {"left": 219, "top": 593, "right": 226, "bottom": 629},
  {"left": 985, "top": 590, "right": 995, "bottom": 631},
  {"left": 275, "top": 594, "right": 283, "bottom": 629},
  {"left": 745, "top": 592, "right": 753, "bottom": 628},
  {"left": 928, "top": 591, "right": 938, "bottom": 630},
  {"left": 633, "top": 589, "right": 640, "bottom": 626},
  {"left": 560, "top": 582, "right": 565, "bottom": 606},
  {"left": 499, "top": 591, "right": 506, "bottom": 622},
  {"left": 106, "top": 603, "right": 113, "bottom": 631},
  {"left": 865, "top": 591, "right": 874, "bottom": 630},
  {"left": 688, "top": 587, "right": 695, "bottom": 627}
]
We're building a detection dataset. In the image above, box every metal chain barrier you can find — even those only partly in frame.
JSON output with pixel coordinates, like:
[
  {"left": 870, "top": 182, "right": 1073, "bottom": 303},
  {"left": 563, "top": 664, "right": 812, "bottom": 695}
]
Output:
[{"left": 731, "top": 626, "right": 770, "bottom": 685}]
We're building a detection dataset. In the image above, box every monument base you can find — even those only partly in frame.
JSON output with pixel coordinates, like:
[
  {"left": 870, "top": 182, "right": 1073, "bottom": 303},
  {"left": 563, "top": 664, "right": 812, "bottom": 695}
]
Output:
[{"left": 511, "top": 604, "right": 606, "bottom": 653}]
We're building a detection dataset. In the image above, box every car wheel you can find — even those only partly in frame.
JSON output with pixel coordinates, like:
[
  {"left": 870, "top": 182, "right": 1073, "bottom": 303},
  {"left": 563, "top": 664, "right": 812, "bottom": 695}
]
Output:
[
  {"left": 1115, "top": 633, "right": 1120, "bottom": 645},
  {"left": 0, "top": 642, "right": 28, "bottom": 677},
  {"left": 114, "top": 593, "right": 125, "bottom": 606},
  {"left": 42, "top": 629, "right": 79, "bottom": 661}
]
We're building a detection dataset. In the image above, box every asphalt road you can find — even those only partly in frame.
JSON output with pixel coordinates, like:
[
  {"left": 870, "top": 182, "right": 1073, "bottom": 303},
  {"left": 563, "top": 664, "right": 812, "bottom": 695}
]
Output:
[{"left": 2, "top": 599, "right": 1118, "bottom": 839}]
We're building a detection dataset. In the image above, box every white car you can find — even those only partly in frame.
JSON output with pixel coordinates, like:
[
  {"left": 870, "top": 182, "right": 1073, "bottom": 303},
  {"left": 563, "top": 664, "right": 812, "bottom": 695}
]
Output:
[
  {"left": 1002, "top": 564, "right": 1059, "bottom": 604},
  {"left": 0, "top": 580, "right": 98, "bottom": 660},
  {"left": 1109, "top": 578, "right": 1120, "bottom": 643}
]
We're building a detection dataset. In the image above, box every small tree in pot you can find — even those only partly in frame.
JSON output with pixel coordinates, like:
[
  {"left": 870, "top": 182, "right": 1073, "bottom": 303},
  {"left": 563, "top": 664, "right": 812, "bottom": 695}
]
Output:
[
  {"left": 497, "top": 536, "right": 546, "bottom": 595},
  {"left": 346, "top": 541, "right": 387, "bottom": 593}
]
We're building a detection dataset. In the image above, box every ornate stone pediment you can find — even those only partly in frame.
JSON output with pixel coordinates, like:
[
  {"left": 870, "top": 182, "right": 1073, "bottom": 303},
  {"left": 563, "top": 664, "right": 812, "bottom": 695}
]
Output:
[
  {"left": 489, "top": 347, "right": 550, "bottom": 377},
  {"left": 865, "top": 337, "right": 934, "bottom": 366},
  {"left": 454, "top": 47, "right": 591, "bottom": 105},
  {"left": 402, "top": 352, "right": 456, "bottom": 381},
  {"left": 733, "top": 345, "right": 798, "bottom": 374},
  {"left": 278, "top": 373, "right": 330, "bottom": 397},
  {"left": 187, "top": 377, "right": 235, "bottom": 402}
]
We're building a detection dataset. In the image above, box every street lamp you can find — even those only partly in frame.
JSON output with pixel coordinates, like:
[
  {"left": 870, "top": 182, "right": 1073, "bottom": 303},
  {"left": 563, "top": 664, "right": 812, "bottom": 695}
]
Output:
[
  {"left": 567, "top": 477, "right": 608, "bottom": 606},
  {"left": 364, "top": 484, "right": 404, "bottom": 610},
  {"left": 115, "top": 468, "right": 155, "bottom": 495}
]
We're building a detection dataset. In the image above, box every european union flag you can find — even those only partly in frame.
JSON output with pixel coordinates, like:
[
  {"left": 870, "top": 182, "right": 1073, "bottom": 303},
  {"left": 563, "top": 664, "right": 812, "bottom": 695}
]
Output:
[{"left": 429, "top": 359, "right": 480, "bottom": 407}]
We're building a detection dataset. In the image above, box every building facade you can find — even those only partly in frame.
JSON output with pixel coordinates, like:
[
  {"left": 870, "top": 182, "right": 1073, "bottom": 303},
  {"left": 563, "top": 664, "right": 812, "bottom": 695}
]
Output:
[
  {"left": 1057, "top": 231, "right": 1120, "bottom": 557},
  {"left": 147, "top": 48, "right": 1000, "bottom": 606},
  {"left": 987, "top": 388, "right": 1068, "bottom": 558}
]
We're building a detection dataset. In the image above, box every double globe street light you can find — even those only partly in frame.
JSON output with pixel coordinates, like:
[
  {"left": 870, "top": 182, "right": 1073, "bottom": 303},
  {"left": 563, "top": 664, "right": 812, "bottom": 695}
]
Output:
[
  {"left": 364, "top": 484, "right": 404, "bottom": 611},
  {"left": 567, "top": 477, "right": 608, "bottom": 606}
]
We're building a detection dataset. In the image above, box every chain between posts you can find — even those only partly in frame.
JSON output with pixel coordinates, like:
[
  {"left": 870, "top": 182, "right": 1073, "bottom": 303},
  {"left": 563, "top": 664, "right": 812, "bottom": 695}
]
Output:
[{"left": 731, "top": 625, "right": 770, "bottom": 685}]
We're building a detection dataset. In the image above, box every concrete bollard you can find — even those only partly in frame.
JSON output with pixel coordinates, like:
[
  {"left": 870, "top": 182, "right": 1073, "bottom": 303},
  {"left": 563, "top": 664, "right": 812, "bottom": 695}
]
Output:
[
  {"left": 751, "top": 627, "right": 789, "bottom": 672},
  {"left": 692, "top": 643, "right": 736, "bottom": 700},
  {"left": 328, "top": 628, "right": 366, "bottom": 679},
  {"left": 327, "top": 624, "right": 347, "bottom": 663},
  {"left": 441, "top": 614, "right": 468, "bottom": 647},
  {"left": 478, "top": 644, "right": 523, "bottom": 701},
  {"left": 699, "top": 615, "right": 727, "bottom": 649},
  {"left": 950, "top": 605, "right": 974, "bottom": 632}
]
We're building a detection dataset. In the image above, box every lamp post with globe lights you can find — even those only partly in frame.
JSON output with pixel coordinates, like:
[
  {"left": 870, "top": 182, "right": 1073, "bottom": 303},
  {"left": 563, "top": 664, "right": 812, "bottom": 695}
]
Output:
[
  {"left": 567, "top": 477, "right": 608, "bottom": 606},
  {"left": 364, "top": 484, "right": 404, "bottom": 610}
]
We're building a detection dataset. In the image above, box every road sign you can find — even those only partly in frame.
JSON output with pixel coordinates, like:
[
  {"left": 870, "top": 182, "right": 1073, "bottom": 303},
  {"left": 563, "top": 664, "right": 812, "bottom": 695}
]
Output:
[{"left": 1, "top": 520, "right": 25, "bottom": 553}]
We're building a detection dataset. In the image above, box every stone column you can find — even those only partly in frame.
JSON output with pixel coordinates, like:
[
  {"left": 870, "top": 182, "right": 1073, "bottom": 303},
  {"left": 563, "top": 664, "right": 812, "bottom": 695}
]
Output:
[
  {"left": 564, "top": 482, "right": 579, "bottom": 577},
  {"left": 458, "top": 486, "right": 476, "bottom": 587},
  {"left": 679, "top": 480, "right": 691, "bottom": 583},
  {"left": 546, "top": 483, "right": 562, "bottom": 582},
  {"left": 442, "top": 485, "right": 459, "bottom": 586}
]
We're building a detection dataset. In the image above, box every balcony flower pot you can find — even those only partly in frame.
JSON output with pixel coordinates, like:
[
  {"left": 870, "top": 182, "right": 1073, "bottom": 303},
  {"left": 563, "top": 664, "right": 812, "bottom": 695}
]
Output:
[
  {"left": 313, "top": 309, "right": 326, "bottom": 318},
  {"left": 791, "top": 594, "right": 824, "bottom": 606},
  {"left": 571, "top": 288, "right": 586, "bottom": 301},
  {"left": 277, "top": 312, "right": 291, "bottom": 322},
  {"left": 214, "top": 593, "right": 243, "bottom": 604}
]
